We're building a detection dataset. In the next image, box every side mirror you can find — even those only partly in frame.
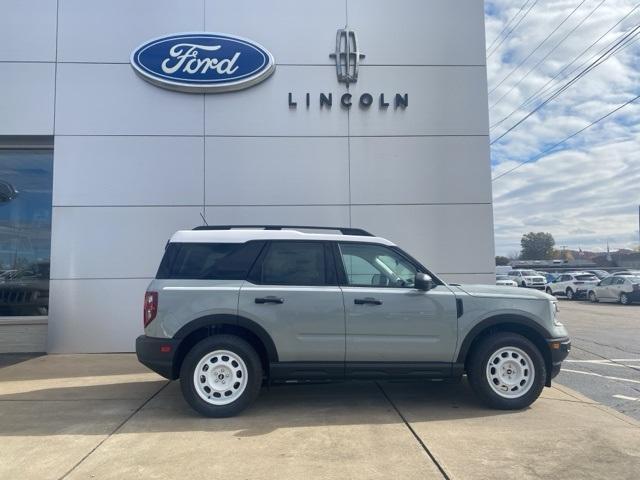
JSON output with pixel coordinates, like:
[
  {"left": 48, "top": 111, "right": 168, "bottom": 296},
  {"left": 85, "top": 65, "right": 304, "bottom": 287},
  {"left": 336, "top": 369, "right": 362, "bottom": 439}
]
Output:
[{"left": 415, "top": 272, "right": 434, "bottom": 291}]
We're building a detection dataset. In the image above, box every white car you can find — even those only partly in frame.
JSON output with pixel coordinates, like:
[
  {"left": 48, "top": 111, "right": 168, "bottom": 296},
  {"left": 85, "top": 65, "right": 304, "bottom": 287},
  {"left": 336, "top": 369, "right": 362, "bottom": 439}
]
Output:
[
  {"left": 507, "top": 270, "right": 547, "bottom": 290},
  {"left": 612, "top": 270, "right": 640, "bottom": 277},
  {"left": 496, "top": 275, "right": 518, "bottom": 287},
  {"left": 546, "top": 272, "right": 599, "bottom": 300},
  {"left": 588, "top": 275, "right": 640, "bottom": 305}
]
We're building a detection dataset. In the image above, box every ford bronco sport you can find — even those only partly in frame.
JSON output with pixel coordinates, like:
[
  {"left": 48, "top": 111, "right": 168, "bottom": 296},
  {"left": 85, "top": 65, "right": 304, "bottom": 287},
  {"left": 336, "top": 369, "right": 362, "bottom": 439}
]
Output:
[{"left": 136, "top": 225, "right": 570, "bottom": 417}]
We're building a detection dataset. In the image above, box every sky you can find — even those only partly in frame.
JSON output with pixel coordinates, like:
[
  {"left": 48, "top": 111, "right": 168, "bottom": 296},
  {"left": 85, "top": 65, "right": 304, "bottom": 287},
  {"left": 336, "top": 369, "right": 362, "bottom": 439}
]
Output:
[{"left": 485, "top": 0, "right": 640, "bottom": 256}]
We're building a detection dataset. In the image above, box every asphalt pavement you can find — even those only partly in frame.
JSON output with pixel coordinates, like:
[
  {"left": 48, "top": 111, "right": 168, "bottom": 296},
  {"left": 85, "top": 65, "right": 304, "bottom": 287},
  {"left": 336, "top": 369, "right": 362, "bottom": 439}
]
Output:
[{"left": 554, "top": 299, "right": 640, "bottom": 420}]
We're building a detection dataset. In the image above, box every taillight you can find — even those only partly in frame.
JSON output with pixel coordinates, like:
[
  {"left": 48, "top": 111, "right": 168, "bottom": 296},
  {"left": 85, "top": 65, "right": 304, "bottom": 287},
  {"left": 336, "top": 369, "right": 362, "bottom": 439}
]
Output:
[{"left": 143, "top": 291, "right": 158, "bottom": 327}]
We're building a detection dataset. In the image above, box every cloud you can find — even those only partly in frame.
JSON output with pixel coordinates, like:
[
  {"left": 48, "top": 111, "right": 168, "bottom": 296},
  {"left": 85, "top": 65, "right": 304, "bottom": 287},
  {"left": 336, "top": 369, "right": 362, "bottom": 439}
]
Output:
[{"left": 486, "top": 0, "right": 640, "bottom": 255}]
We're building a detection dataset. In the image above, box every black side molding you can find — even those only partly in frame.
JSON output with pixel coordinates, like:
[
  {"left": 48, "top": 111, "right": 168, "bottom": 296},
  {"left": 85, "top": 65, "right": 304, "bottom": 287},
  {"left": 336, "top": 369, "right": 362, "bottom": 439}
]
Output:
[{"left": 456, "top": 298, "right": 464, "bottom": 318}]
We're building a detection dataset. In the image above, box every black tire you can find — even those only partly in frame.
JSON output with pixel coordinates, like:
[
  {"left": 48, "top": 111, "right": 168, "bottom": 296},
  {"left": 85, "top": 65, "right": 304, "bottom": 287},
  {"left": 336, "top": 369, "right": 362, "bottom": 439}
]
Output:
[
  {"left": 521, "top": 281, "right": 527, "bottom": 288},
  {"left": 545, "top": 287, "right": 553, "bottom": 295},
  {"left": 467, "top": 332, "right": 546, "bottom": 410},
  {"left": 566, "top": 288, "right": 574, "bottom": 300},
  {"left": 620, "top": 293, "right": 630, "bottom": 305},
  {"left": 180, "top": 335, "right": 262, "bottom": 417}
]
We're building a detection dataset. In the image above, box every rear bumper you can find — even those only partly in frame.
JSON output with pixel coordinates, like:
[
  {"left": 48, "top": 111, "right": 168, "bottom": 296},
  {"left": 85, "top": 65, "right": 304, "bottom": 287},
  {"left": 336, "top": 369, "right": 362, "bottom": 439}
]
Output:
[
  {"left": 136, "top": 335, "right": 180, "bottom": 380},
  {"left": 547, "top": 337, "right": 571, "bottom": 379}
]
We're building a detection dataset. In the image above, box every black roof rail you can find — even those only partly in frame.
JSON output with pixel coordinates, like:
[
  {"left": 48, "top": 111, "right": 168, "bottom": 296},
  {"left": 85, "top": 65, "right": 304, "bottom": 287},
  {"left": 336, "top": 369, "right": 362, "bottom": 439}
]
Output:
[{"left": 192, "top": 225, "right": 374, "bottom": 237}]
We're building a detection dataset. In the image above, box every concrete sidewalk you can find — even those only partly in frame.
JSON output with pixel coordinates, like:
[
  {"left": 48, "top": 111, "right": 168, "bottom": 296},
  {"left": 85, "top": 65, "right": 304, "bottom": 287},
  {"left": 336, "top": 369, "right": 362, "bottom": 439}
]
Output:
[{"left": 1, "top": 355, "right": 638, "bottom": 480}]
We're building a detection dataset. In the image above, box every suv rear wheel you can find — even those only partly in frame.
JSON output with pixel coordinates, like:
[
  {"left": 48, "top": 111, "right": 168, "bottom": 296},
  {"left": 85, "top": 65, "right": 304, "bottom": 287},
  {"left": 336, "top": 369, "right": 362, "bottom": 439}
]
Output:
[
  {"left": 565, "top": 288, "right": 574, "bottom": 300},
  {"left": 180, "top": 335, "right": 262, "bottom": 417},
  {"left": 467, "top": 332, "right": 546, "bottom": 410}
]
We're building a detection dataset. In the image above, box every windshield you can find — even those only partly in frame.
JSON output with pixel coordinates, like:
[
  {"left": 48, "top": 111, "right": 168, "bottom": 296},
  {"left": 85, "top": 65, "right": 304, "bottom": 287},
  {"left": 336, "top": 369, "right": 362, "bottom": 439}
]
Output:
[{"left": 519, "top": 270, "right": 537, "bottom": 276}]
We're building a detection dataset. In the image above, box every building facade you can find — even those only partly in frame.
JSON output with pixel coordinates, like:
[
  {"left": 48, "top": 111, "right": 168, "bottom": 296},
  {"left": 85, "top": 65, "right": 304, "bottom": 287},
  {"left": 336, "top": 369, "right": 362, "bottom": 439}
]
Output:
[{"left": 0, "top": 0, "right": 494, "bottom": 353}]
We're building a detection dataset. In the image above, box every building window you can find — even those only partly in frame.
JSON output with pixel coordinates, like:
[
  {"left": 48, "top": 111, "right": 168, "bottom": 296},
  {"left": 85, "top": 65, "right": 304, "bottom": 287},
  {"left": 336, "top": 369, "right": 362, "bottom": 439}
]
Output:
[{"left": 0, "top": 148, "right": 53, "bottom": 316}]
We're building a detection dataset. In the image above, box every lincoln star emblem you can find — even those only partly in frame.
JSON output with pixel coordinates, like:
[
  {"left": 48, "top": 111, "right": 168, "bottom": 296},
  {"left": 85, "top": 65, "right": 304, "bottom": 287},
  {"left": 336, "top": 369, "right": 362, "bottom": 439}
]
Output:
[{"left": 329, "top": 29, "right": 365, "bottom": 84}]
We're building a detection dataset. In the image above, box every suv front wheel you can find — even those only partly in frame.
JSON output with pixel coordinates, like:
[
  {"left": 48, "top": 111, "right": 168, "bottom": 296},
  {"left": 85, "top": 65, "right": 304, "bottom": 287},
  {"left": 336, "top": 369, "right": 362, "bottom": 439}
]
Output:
[
  {"left": 180, "top": 335, "right": 262, "bottom": 417},
  {"left": 467, "top": 333, "right": 546, "bottom": 410}
]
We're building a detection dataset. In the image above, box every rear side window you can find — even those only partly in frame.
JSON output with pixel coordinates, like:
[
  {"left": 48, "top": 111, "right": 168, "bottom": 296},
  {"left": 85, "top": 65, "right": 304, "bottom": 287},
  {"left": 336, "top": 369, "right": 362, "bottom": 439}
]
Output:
[
  {"left": 157, "top": 241, "right": 264, "bottom": 280},
  {"left": 249, "top": 241, "right": 329, "bottom": 286},
  {"left": 576, "top": 275, "right": 597, "bottom": 281}
]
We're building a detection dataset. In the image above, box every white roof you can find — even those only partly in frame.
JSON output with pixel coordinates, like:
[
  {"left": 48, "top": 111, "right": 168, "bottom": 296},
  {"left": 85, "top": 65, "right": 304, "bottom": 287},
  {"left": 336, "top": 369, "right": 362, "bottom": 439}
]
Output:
[{"left": 170, "top": 228, "right": 395, "bottom": 246}]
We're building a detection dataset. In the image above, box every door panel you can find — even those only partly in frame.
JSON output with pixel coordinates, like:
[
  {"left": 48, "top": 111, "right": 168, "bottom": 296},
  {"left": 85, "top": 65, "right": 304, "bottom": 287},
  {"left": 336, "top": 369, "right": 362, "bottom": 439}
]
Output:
[
  {"left": 238, "top": 284, "right": 345, "bottom": 362},
  {"left": 341, "top": 285, "right": 458, "bottom": 362}
]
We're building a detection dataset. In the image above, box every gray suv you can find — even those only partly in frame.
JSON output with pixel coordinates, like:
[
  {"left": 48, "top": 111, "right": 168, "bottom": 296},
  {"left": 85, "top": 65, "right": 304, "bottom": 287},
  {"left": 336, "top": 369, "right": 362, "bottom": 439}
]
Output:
[{"left": 136, "top": 226, "right": 570, "bottom": 417}]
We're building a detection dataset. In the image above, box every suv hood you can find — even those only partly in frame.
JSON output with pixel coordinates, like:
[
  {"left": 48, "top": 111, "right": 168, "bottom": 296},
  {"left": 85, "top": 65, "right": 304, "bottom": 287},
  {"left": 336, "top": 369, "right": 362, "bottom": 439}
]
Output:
[
  {"left": 451, "top": 283, "right": 553, "bottom": 301},
  {"left": 523, "top": 275, "right": 545, "bottom": 281}
]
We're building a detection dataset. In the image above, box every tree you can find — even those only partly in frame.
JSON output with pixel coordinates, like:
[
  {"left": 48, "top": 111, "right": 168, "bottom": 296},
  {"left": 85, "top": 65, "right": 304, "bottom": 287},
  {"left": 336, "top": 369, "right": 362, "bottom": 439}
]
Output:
[
  {"left": 520, "top": 232, "right": 555, "bottom": 260},
  {"left": 495, "top": 256, "right": 510, "bottom": 266}
]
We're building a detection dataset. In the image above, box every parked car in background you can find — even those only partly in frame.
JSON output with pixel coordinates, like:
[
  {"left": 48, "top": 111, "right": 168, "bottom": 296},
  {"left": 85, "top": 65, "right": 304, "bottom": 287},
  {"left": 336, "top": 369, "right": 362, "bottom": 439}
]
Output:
[
  {"left": 612, "top": 270, "right": 640, "bottom": 277},
  {"left": 585, "top": 270, "right": 610, "bottom": 280},
  {"left": 507, "top": 270, "right": 547, "bottom": 289},
  {"left": 496, "top": 275, "right": 518, "bottom": 287},
  {"left": 546, "top": 272, "right": 599, "bottom": 300},
  {"left": 588, "top": 275, "right": 640, "bottom": 304},
  {"left": 495, "top": 265, "right": 513, "bottom": 275}
]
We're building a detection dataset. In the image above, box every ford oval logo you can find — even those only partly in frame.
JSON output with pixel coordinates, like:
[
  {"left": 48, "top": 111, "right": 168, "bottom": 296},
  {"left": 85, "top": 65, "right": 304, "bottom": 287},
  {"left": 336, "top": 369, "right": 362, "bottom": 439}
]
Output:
[{"left": 130, "top": 32, "right": 276, "bottom": 93}]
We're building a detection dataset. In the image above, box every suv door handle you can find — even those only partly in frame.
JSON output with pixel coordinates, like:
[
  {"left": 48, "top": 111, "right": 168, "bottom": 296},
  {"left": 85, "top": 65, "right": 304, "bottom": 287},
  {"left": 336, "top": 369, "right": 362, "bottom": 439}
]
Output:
[
  {"left": 354, "top": 297, "right": 382, "bottom": 305},
  {"left": 255, "top": 296, "right": 284, "bottom": 304}
]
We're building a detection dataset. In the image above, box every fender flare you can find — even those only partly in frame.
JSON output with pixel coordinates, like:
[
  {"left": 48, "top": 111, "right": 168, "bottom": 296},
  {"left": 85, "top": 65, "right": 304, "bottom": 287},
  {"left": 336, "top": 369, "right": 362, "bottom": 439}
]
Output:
[
  {"left": 174, "top": 314, "right": 279, "bottom": 362},
  {"left": 456, "top": 314, "right": 550, "bottom": 364}
]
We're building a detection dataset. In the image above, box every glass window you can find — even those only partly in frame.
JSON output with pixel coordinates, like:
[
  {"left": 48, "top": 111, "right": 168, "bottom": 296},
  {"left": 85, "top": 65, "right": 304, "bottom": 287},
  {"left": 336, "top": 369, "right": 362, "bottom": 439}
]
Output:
[
  {"left": 255, "top": 241, "right": 326, "bottom": 286},
  {"left": 157, "top": 241, "right": 264, "bottom": 280},
  {"left": 600, "top": 277, "right": 613, "bottom": 286},
  {"left": 0, "top": 149, "right": 53, "bottom": 316},
  {"left": 339, "top": 243, "right": 417, "bottom": 288},
  {"left": 576, "top": 275, "right": 597, "bottom": 281}
]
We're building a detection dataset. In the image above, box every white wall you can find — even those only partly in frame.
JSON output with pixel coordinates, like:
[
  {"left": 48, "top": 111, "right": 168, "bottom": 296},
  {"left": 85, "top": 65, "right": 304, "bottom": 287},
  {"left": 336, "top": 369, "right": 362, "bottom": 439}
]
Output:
[{"left": 0, "top": 0, "right": 494, "bottom": 352}]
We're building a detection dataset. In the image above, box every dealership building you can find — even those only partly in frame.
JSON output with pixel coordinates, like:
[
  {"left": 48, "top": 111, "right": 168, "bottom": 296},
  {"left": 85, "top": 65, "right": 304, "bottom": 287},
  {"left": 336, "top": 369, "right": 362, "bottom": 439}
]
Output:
[{"left": 0, "top": 0, "right": 493, "bottom": 353}]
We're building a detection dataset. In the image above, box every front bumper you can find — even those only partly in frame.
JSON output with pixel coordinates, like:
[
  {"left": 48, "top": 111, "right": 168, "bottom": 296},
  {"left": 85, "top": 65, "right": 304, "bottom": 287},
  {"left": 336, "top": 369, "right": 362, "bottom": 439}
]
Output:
[
  {"left": 136, "top": 335, "right": 180, "bottom": 380},
  {"left": 547, "top": 337, "right": 571, "bottom": 379}
]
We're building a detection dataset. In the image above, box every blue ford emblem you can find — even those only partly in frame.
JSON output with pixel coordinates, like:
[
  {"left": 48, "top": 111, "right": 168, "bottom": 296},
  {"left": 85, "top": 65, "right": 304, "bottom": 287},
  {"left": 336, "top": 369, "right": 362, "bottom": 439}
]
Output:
[{"left": 130, "top": 32, "right": 275, "bottom": 93}]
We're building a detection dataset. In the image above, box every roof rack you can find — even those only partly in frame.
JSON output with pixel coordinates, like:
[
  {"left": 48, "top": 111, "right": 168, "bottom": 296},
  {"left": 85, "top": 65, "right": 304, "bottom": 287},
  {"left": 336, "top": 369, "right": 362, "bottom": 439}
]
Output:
[{"left": 192, "top": 225, "right": 374, "bottom": 237}]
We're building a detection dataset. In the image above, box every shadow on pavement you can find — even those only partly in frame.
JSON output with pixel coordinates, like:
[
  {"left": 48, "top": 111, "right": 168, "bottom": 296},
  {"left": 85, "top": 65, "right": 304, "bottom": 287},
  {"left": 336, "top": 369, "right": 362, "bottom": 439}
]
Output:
[{"left": 0, "top": 377, "right": 518, "bottom": 437}]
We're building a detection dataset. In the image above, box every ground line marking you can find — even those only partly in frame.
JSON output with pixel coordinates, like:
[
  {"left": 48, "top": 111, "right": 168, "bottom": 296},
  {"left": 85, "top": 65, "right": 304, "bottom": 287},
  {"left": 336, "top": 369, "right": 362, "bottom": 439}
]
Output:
[
  {"left": 613, "top": 394, "right": 639, "bottom": 402},
  {"left": 562, "top": 368, "right": 640, "bottom": 384}
]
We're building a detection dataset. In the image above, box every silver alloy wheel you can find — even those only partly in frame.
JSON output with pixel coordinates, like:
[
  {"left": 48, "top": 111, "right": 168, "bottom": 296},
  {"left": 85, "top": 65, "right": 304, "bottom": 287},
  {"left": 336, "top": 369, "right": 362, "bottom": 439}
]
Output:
[
  {"left": 485, "top": 346, "right": 535, "bottom": 399},
  {"left": 589, "top": 291, "right": 597, "bottom": 302},
  {"left": 620, "top": 293, "right": 629, "bottom": 305},
  {"left": 566, "top": 289, "right": 574, "bottom": 300},
  {"left": 193, "top": 350, "right": 248, "bottom": 405}
]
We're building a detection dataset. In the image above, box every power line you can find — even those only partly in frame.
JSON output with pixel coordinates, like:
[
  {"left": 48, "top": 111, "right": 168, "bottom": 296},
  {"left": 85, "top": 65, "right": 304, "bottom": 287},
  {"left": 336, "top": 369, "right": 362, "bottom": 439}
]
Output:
[
  {"left": 490, "top": 0, "right": 605, "bottom": 110},
  {"left": 490, "top": 24, "right": 640, "bottom": 146},
  {"left": 492, "top": 93, "right": 640, "bottom": 182},
  {"left": 488, "top": 0, "right": 588, "bottom": 96},
  {"left": 487, "top": 0, "right": 539, "bottom": 59},
  {"left": 486, "top": 0, "right": 532, "bottom": 52},
  {"left": 490, "top": 3, "right": 640, "bottom": 130},
  {"left": 519, "top": 4, "right": 640, "bottom": 111}
]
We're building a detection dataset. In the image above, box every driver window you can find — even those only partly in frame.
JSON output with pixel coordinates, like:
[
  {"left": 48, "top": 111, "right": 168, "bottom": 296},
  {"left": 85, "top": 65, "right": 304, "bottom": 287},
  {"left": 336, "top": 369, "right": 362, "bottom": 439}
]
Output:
[{"left": 338, "top": 243, "right": 417, "bottom": 288}]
